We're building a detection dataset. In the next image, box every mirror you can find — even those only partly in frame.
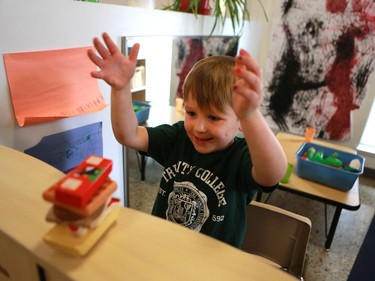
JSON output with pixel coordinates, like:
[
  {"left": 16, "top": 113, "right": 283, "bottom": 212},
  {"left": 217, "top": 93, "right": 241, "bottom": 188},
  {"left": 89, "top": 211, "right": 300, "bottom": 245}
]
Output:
[
  {"left": 122, "top": 36, "right": 239, "bottom": 107},
  {"left": 122, "top": 36, "right": 175, "bottom": 106}
]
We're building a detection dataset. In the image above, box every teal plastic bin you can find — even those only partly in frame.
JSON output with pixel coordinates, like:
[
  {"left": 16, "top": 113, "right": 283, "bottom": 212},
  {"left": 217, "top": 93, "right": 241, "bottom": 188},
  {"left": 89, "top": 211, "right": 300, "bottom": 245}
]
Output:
[
  {"left": 295, "top": 142, "right": 365, "bottom": 191},
  {"left": 132, "top": 101, "right": 151, "bottom": 125}
]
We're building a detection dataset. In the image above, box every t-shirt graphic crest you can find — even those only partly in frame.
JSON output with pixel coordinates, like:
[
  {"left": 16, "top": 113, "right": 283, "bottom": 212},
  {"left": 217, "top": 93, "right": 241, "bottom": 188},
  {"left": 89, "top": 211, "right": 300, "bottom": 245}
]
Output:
[{"left": 166, "top": 181, "right": 210, "bottom": 231}]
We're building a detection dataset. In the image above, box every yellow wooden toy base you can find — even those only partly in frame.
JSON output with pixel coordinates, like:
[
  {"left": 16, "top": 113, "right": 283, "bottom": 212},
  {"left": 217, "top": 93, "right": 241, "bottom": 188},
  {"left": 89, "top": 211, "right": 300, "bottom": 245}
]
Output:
[{"left": 43, "top": 207, "right": 120, "bottom": 256}]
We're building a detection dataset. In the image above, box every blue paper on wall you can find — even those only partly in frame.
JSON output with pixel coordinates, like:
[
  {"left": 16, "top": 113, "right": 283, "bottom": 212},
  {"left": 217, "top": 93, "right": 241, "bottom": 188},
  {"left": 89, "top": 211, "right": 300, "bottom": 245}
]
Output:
[{"left": 25, "top": 122, "right": 103, "bottom": 173}]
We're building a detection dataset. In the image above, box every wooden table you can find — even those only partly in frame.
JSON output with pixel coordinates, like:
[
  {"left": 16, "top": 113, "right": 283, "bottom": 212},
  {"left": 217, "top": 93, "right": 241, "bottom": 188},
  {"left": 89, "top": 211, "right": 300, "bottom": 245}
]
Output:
[
  {"left": 144, "top": 103, "right": 185, "bottom": 128},
  {"left": 274, "top": 132, "right": 361, "bottom": 250},
  {"left": 0, "top": 145, "right": 296, "bottom": 281}
]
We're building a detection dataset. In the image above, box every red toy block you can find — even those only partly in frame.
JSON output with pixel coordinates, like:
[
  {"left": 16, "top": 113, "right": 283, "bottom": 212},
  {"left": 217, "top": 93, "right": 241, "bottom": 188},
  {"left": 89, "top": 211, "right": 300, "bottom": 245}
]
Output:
[
  {"left": 43, "top": 178, "right": 117, "bottom": 217},
  {"left": 54, "top": 155, "right": 112, "bottom": 208}
]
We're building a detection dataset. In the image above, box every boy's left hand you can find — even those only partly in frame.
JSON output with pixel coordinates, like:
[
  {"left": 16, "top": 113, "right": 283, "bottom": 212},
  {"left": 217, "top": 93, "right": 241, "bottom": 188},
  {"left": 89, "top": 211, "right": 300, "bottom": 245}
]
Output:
[{"left": 232, "top": 49, "right": 263, "bottom": 120}]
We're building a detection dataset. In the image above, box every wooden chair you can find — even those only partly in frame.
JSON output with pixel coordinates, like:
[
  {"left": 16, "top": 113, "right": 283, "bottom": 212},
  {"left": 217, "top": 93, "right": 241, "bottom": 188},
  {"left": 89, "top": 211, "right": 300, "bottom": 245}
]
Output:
[{"left": 242, "top": 201, "right": 312, "bottom": 280}]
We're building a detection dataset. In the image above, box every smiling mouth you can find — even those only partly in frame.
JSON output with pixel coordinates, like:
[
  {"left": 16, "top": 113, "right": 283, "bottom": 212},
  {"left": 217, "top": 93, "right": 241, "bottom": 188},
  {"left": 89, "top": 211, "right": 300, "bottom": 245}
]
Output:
[{"left": 194, "top": 136, "right": 213, "bottom": 143}]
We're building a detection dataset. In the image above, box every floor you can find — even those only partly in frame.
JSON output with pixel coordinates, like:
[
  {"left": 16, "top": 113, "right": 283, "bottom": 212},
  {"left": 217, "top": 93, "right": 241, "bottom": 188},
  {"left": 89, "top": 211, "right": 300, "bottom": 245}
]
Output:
[{"left": 127, "top": 149, "right": 375, "bottom": 281}]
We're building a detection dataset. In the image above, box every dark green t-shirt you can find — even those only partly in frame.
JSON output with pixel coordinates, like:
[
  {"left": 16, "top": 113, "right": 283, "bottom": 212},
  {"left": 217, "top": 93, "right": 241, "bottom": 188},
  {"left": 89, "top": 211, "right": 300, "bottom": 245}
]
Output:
[{"left": 142, "top": 121, "right": 275, "bottom": 248}]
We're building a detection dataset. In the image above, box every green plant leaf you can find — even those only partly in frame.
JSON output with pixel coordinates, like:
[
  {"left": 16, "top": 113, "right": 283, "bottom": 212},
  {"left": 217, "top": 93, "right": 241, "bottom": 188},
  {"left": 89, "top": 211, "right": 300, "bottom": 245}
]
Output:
[{"left": 164, "top": 0, "right": 267, "bottom": 36}]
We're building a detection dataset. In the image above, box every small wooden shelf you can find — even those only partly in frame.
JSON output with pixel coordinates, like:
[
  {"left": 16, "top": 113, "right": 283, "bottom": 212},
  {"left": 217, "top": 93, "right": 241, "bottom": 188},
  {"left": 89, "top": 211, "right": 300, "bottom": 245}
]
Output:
[{"left": 131, "top": 59, "right": 146, "bottom": 101}]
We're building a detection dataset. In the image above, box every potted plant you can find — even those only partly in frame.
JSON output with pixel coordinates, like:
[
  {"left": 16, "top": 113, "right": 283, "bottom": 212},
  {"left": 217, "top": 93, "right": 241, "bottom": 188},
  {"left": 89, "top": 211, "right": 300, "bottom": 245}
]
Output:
[{"left": 164, "top": 0, "right": 267, "bottom": 35}]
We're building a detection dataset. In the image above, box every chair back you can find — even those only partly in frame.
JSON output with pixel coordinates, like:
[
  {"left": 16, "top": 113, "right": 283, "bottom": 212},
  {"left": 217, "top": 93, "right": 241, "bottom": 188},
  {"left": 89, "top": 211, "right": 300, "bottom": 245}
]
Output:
[{"left": 242, "top": 201, "right": 311, "bottom": 279}]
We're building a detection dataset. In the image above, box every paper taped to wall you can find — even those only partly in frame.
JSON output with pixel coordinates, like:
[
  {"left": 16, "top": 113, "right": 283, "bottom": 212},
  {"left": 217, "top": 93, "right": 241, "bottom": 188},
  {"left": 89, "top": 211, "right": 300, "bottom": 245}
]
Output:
[{"left": 3, "top": 46, "right": 107, "bottom": 126}]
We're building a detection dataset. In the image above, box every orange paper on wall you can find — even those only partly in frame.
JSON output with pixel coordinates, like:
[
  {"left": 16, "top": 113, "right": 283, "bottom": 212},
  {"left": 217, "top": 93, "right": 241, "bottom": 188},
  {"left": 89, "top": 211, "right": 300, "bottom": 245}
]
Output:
[{"left": 3, "top": 47, "right": 107, "bottom": 126}]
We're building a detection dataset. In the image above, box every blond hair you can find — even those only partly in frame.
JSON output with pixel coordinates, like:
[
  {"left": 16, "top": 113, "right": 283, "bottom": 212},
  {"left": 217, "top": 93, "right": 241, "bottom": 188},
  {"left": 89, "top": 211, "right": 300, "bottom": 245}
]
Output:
[{"left": 182, "top": 56, "right": 235, "bottom": 113}]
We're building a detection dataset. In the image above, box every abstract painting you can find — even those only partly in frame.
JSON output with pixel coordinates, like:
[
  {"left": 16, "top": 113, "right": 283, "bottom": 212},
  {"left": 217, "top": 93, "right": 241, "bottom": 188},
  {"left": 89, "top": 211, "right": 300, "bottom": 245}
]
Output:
[
  {"left": 262, "top": 0, "right": 375, "bottom": 141},
  {"left": 171, "top": 36, "right": 239, "bottom": 102}
]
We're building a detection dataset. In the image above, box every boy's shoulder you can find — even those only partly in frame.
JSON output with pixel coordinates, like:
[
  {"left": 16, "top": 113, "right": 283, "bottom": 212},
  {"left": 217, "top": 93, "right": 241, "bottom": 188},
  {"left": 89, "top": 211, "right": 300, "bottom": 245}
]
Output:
[{"left": 146, "top": 121, "right": 187, "bottom": 144}]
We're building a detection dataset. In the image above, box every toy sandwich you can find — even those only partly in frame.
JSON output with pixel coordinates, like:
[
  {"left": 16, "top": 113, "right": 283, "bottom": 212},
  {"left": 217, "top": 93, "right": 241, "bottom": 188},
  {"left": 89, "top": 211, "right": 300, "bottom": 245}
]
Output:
[{"left": 42, "top": 155, "right": 121, "bottom": 256}]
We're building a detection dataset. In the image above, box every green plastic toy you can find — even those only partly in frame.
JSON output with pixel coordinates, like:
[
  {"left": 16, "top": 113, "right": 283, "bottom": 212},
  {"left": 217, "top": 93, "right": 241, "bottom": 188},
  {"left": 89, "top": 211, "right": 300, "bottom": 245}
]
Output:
[
  {"left": 306, "top": 147, "right": 343, "bottom": 168},
  {"left": 322, "top": 152, "right": 343, "bottom": 167}
]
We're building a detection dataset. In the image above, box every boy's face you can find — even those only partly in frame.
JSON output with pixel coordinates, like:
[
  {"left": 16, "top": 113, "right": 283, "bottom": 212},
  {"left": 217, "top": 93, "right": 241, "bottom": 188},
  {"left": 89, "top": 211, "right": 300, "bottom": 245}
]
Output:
[{"left": 183, "top": 96, "right": 240, "bottom": 154}]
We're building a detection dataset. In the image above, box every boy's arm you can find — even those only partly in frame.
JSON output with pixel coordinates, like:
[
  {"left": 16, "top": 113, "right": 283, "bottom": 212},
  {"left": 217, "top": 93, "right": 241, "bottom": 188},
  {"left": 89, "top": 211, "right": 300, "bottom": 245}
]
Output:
[
  {"left": 110, "top": 86, "right": 149, "bottom": 152},
  {"left": 88, "top": 33, "right": 148, "bottom": 152},
  {"left": 240, "top": 111, "right": 287, "bottom": 187},
  {"left": 233, "top": 49, "right": 287, "bottom": 187}
]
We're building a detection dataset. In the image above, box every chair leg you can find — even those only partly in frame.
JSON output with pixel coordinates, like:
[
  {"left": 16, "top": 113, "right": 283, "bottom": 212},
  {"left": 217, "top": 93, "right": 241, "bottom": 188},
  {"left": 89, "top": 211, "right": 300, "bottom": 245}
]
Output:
[
  {"left": 135, "top": 151, "right": 147, "bottom": 181},
  {"left": 140, "top": 155, "right": 146, "bottom": 181}
]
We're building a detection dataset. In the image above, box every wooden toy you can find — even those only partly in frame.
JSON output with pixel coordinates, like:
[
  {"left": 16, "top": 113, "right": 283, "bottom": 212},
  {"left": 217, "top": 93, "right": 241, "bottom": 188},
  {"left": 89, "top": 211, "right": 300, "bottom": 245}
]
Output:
[
  {"left": 43, "top": 206, "right": 120, "bottom": 256},
  {"left": 42, "top": 155, "right": 121, "bottom": 256},
  {"left": 43, "top": 178, "right": 117, "bottom": 217},
  {"left": 45, "top": 198, "right": 120, "bottom": 235},
  {"left": 53, "top": 155, "right": 112, "bottom": 208}
]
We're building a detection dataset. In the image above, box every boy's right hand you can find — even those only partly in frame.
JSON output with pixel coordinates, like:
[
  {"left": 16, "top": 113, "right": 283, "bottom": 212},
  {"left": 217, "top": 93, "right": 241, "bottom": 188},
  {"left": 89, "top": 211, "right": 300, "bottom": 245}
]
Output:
[{"left": 87, "top": 32, "right": 140, "bottom": 91}]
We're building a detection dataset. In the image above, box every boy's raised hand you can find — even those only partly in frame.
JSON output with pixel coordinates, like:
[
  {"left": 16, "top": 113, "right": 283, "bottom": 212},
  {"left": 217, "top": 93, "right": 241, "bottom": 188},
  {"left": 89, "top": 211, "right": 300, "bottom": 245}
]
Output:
[
  {"left": 88, "top": 32, "right": 140, "bottom": 91},
  {"left": 232, "top": 49, "right": 263, "bottom": 119}
]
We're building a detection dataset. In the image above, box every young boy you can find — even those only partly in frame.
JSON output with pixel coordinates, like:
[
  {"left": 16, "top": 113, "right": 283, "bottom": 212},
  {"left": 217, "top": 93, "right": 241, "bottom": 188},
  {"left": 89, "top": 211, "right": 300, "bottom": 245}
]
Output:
[{"left": 88, "top": 33, "right": 287, "bottom": 248}]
